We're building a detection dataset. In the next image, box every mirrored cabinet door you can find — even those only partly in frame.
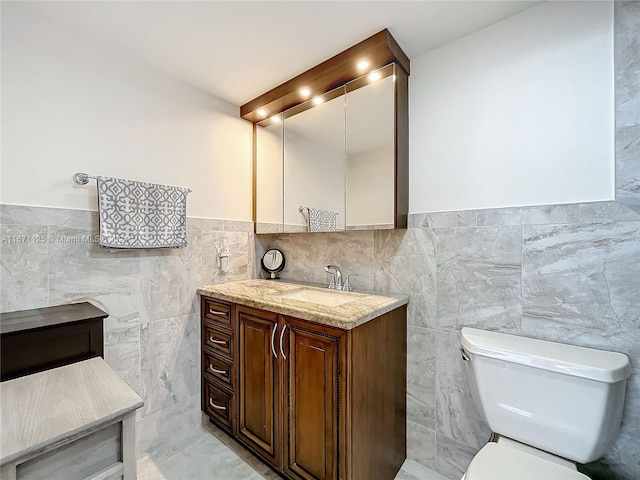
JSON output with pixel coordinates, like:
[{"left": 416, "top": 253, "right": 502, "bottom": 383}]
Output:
[
  {"left": 283, "top": 89, "right": 346, "bottom": 233},
  {"left": 346, "top": 65, "right": 395, "bottom": 230},
  {"left": 254, "top": 64, "right": 405, "bottom": 234},
  {"left": 256, "top": 114, "right": 283, "bottom": 234}
]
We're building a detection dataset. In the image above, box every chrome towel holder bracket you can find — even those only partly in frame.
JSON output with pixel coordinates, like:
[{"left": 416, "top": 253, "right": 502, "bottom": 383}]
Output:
[{"left": 73, "top": 172, "right": 97, "bottom": 185}]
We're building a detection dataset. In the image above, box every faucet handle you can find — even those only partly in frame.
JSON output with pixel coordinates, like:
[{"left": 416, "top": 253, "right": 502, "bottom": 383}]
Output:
[
  {"left": 327, "top": 272, "right": 336, "bottom": 290},
  {"left": 324, "top": 265, "right": 339, "bottom": 290},
  {"left": 343, "top": 274, "right": 358, "bottom": 292}
]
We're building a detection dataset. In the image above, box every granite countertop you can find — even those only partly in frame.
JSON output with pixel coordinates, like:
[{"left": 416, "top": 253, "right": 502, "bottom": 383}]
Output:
[
  {"left": 197, "top": 279, "right": 408, "bottom": 330},
  {"left": 0, "top": 357, "right": 143, "bottom": 465}
]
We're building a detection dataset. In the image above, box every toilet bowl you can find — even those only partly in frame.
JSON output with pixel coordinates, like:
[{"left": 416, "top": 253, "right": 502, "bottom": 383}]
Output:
[{"left": 460, "top": 327, "right": 631, "bottom": 480}]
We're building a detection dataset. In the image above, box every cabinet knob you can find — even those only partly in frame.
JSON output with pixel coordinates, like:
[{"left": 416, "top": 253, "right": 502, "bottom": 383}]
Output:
[
  {"left": 209, "top": 309, "right": 227, "bottom": 317},
  {"left": 209, "top": 337, "right": 227, "bottom": 346}
]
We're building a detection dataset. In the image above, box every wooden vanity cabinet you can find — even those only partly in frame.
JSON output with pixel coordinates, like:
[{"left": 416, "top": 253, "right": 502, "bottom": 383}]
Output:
[
  {"left": 201, "top": 298, "right": 236, "bottom": 435},
  {"left": 200, "top": 296, "right": 407, "bottom": 480},
  {"left": 236, "top": 306, "right": 282, "bottom": 470},
  {"left": 283, "top": 316, "right": 346, "bottom": 480}
]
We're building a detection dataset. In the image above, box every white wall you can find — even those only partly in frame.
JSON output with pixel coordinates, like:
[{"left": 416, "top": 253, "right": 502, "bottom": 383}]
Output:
[
  {"left": 409, "top": 1, "right": 614, "bottom": 213},
  {"left": 0, "top": 4, "right": 252, "bottom": 220},
  {"left": 256, "top": 122, "right": 283, "bottom": 227},
  {"left": 284, "top": 129, "right": 345, "bottom": 229},
  {"left": 347, "top": 146, "right": 394, "bottom": 227}
]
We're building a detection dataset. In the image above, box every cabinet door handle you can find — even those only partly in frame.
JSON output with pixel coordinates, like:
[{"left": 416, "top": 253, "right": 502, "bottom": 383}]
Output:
[
  {"left": 209, "top": 337, "right": 227, "bottom": 346},
  {"left": 209, "top": 309, "right": 227, "bottom": 316},
  {"left": 209, "top": 365, "right": 227, "bottom": 375},
  {"left": 279, "top": 324, "right": 287, "bottom": 360},
  {"left": 271, "top": 323, "right": 278, "bottom": 358},
  {"left": 209, "top": 398, "right": 227, "bottom": 410}
]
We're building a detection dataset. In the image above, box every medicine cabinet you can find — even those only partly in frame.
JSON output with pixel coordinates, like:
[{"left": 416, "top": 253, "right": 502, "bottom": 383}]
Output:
[{"left": 242, "top": 29, "right": 409, "bottom": 234}]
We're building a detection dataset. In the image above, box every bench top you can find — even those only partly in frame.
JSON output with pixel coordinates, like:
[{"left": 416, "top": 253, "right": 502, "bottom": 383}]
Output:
[{"left": 1, "top": 357, "right": 143, "bottom": 464}]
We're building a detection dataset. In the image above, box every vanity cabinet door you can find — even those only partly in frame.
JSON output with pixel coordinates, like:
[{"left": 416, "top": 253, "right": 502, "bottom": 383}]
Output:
[
  {"left": 237, "top": 306, "right": 282, "bottom": 470},
  {"left": 282, "top": 318, "right": 346, "bottom": 480}
]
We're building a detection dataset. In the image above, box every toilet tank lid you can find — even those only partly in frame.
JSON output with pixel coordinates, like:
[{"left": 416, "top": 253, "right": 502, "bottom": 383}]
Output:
[{"left": 461, "top": 328, "right": 631, "bottom": 383}]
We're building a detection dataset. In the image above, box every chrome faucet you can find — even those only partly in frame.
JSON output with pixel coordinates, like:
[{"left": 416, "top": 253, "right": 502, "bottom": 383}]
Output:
[{"left": 324, "top": 265, "right": 343, "bottom": 290}]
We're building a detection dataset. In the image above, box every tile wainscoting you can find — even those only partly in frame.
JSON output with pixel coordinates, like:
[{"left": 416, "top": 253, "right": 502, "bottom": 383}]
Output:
[
  {"left": 0, "top": 204, "right": 254, "bottom": 463},
  {"left": 3, "top": 201, "right": 636, "bottom": 479}
]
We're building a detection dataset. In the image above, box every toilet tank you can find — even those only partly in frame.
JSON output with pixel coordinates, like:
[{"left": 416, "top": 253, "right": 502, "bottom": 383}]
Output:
[{"left": 461, "top": 328, "right": 631, "bottom": 464}]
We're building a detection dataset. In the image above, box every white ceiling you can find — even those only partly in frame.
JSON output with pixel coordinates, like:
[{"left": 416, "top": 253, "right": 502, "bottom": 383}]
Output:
[{"left": 14, "top": 1, "right": 542, "bottom": 107}]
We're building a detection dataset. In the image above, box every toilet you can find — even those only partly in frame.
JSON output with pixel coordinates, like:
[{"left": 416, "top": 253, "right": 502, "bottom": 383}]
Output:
[{"left": 460, "top": 327, "right": 631, "bottom": 480}]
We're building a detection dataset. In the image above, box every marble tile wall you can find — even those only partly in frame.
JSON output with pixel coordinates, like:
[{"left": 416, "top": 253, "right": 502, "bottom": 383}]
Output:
[
  {"left": 258, "top": 4, "right": 640, "bottom": 479},
  {"left": 0, "top": 204, "right": 253, "bottom": 463},
  {"left": 616, "top": 1, "right": 640, "bottom": 215}
]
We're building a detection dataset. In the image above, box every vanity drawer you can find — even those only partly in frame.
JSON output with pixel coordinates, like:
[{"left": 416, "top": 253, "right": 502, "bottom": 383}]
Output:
[
  {"left": 204, "top": 379, "right": 234, "bottom": 430},
  {"left": 203, "top": 350, "right": 234, "bottom": 389},
  {"left": 204, "top": 322, "right": 234, "bottom": 358},
  {"left": 203, "top": 298, "right": 232, "bottom": 327}
]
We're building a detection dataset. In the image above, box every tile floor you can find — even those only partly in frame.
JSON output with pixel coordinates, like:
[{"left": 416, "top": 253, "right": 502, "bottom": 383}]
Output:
[{"left": 138, "top": 416, "right": 451, "bottom": 480}]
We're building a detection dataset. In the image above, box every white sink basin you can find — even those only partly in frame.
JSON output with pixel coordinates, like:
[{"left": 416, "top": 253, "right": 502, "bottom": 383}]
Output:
[{"left": 278, "top": 288, "right": 361, "bottom": 307}]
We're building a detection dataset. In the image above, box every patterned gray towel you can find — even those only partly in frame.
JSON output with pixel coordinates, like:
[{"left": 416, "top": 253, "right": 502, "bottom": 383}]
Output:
[
  {"left": 96, "top": 176, "right": 190, "bottom": 249},
  {"left": 308, "top": 208, "right": 337, "bottom": 232}
]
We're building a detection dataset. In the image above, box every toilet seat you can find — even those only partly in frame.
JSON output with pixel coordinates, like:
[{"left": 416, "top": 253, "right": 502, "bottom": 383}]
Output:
[{"left": 464, "top": 442, "right": 590, "bottom": 480}]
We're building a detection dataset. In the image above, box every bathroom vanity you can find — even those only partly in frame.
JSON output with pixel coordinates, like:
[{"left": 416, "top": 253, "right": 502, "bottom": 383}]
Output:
[{"left": 198, "top": 280, "right": 408, "bottom": 480}]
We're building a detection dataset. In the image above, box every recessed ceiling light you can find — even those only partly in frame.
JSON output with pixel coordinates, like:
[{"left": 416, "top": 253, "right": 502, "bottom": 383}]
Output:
[
  {"left": 312, "top": 96, "right": 323, "bottom": 105},
  {"left": 300, "top": 88, "right": 311, "bottom": 97},
  {"left": 257, "top": 109, "right": 267, "bottom": 117},
  {"left": 271, "top": 115, "right": 281, "bottom": 123},
  {"left": 368, "top": 71, "right": 381, "bottom": 82},
  {"left": 356, "top": 60, "right": 370, "bottom": 71}
]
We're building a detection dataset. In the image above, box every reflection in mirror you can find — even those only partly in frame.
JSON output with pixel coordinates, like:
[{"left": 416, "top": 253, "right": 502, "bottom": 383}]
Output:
[
  {"left": 256, "top": 114, "right": 283, "bottom": 233},
  {"left": 346, "top": 65, "right": 395, "bottom": 230},
  {"left": 262, "top": 249, "right": 284, "bottom": 270},
  {"left": 261, "top": 248, "right": 285, "bottom": 279},
  {"left": 283, "top": 89, "right": 346, "bottom": 232}
]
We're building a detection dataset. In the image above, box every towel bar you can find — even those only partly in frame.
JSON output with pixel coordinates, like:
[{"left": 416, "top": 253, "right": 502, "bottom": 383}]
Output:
[{"left": 72, "top": 172, "right": 192, "bottom": 193}]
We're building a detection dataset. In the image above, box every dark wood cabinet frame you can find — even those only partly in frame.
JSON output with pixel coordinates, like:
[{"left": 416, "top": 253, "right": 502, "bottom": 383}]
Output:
[{"left": 0, "top": 302, "right": 107, "bottom": 382}]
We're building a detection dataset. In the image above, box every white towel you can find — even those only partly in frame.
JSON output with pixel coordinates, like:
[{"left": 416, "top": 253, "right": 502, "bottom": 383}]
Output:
[
  {"left": 307, "top": 208, "right": 337, "bottom": 232},
  {"left": 96, "top": 176, "right": 190, "bottom": 249}
]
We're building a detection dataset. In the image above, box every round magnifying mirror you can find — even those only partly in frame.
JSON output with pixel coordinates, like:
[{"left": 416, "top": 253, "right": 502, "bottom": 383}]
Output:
[{"left": 261, "top": 248, "right": 285, "bottom": 279}]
